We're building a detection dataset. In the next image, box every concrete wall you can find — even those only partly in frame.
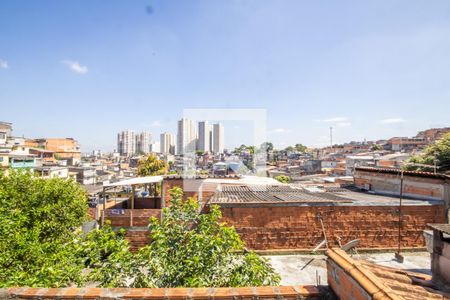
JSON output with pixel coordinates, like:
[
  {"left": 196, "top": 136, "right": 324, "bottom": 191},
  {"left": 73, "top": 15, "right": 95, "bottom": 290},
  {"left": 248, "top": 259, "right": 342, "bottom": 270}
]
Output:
[
  {"left": 431, "top": 229, "right": 450, "bottom": 286},
  {"left": 218, "top": 205, "right": 445, "bottom": 250}
]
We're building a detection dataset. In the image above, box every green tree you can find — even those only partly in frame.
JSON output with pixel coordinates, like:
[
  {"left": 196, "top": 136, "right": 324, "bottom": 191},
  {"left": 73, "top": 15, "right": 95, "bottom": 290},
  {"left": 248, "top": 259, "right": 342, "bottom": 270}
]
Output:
[
  {"left": 370, "top": 144, "right": 383, "bottom": 151},
  {"left": 260, "top": 142, "right": 274, "bottom": 152},
  {"left": 0, "top": 170, "right": 88, "bottom": 287},
  {"left": 246, "top": 146, "right": 256, "bottom": 155},
  {"left": 285, "top": 146, "right": 295, "bottom": 152},
  {"left": 295, "top": 144, "right": 307, "bottom": 152},
  {"left": 0, "top": 173, "right": 280, "bottom": 288},
  {"left": 274, "top": 175, "right": 290, "bottom": 184},
  {"left": 137, "top": 154, "right": 168, "bottom": 176},
  {"left": 195, "top": 150, "right": 205, "bottom": 156},
  {"left": 135, "top": 187, "right": 280, "bottom": 287},
  {"left": 77, "top": 223, "right": 138, "bottom": 287},
  {"left": 404, "top": 133, "right": 450, "bottom": 173}
]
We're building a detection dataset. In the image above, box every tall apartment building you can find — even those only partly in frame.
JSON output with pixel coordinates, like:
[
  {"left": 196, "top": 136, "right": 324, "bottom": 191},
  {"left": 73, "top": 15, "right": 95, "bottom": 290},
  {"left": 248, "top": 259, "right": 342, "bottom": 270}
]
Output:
[
  {"left": 117, "top": 130, "right": 135, "bottom": 156},
  {"left": 150, "top": 142, "right": 160, "bottom": 153},
  {"left": 198, "top": 121, "right": 213, "bottom": 153},
  {"left": 213, "top": 123, "right": 224, "bottom": 153},
  {"left": 177, "top": 118, "right": 197, "bottom": 155},
  {"left": 136, "top": 131, "right": 152, "bottom": 154},
  {"left": 160, "top": 132, "right": 175, "bottom": 155}
]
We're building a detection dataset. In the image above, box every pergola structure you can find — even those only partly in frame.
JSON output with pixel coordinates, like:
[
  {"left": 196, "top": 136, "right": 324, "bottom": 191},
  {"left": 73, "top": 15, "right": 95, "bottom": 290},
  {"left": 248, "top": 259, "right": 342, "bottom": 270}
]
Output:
[{"left": 101, "top": 176, "right": 164, "bottom": 225}]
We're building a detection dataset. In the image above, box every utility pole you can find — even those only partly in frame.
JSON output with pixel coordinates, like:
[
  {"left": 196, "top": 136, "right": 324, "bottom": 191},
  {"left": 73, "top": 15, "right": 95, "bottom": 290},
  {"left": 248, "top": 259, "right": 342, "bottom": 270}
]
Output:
[
  {"left": 394, "top": 161, "right": 439, "bottom": 263},
  {"left": 395, "top": 170, "right": 404, "bottom": 263}
]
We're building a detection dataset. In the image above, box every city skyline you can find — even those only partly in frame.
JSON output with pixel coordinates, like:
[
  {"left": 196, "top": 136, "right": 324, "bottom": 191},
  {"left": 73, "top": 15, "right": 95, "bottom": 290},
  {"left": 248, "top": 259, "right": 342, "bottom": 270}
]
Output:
[{"left": 2, "top": 1, "right": 450, "bottom": 152}]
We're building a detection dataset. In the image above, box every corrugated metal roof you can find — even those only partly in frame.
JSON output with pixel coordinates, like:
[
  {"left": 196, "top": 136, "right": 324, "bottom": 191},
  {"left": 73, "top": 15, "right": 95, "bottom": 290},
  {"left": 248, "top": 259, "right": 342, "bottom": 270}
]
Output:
[
  {"left": 355, "top": 166, "right": 450, "bottom": 179},
  {"left": 428, "top": 223, "right": 450, "bottom": 235},
  {"left": 209, "top": 185, "right": 352, "bottom": 204}
]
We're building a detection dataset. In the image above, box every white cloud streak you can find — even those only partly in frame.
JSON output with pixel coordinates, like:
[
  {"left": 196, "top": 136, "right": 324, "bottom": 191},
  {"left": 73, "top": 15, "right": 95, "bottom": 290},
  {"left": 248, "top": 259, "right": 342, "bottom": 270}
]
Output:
[
  {"left": 268, "top": 128, "right": 291, "bottom": 134},
  {"left": 319, "top": 117, "right": 349, "bottom": 123},
  {"left": 379, "top": 118, "right": 406, "bottom": 124},
  {"left": 336, "top": 122, "right": 351, "bottom": 127},
  {"left": 61, "top": 60, "right": 88, "bottom": 74}
]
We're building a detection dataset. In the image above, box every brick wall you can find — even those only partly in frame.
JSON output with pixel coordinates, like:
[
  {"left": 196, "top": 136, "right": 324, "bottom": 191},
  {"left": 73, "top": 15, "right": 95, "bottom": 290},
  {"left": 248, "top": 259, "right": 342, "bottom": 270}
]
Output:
[
  {"left": 354, "top": 169, "right": 447, "bottom": 200},
  {"left": 105, "top": 209, "right": 161, "bottom": 227},
  {"left": 0, "top": 286, "right": 325, "bottom": 299},
  {"left": 218, "top": 205, "right": 446, "bottom": 250},
  {"left": 125, "top": 230, "right": 150, "bottom": 252},
  {"left": 327, "top": 259, "right": 372, "bottom": 300},
  {"left": 87, "top": 207, "right": 96, "bottom": 220}
]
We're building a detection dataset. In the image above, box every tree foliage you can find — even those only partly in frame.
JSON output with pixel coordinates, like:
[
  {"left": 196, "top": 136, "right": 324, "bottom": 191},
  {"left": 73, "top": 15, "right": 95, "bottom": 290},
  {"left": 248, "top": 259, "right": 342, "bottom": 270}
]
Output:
[
  {"left": 76, "top": 223, "right": 137, "bottom": 287},
  {"left": 274, "top": 175, "right": 290, "bottom": 184},
  {"left": 260, "top": 142, "right": 274, "bottom": 152},
  {"left": 137, "top": 154, "right": 168, "bottom": 176},
  {"left": 75, "top": 187, "right": 280, "bottom": 288},
  {"left": 136, "top": 187, "right": 280, "bottom": 287},
  {"left": 295, "top": 144, "right": 307, "bottom": 152},
  {"left": 370, "top": 144, "right": 383, "bottom": 151},
  {"left": 284, "top": 146, "right": 295, "bottom": 152},
  {"left": 403, "top": 133, "right": 450, "bottom": 173},
  {"left": 0, "top": 170, "right": 88, "bottom": 287},
  {"left": 0, "top": 172, "right": 280, "bottom": 288}
]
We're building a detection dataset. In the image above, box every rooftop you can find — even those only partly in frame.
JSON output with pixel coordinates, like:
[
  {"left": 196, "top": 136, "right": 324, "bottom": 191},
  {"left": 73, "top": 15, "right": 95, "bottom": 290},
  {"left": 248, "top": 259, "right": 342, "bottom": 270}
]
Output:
[
  {"left": 355, "top": 166, "right": 450, "bottom": 180},
  {"left": 209, "top": 184, "right": 443, "bottom": 207},
  {"left": 327, "top": 248, "right": 450, "bottom": 299},
  {"left": 428, "top": 223, "right": 450, "bottom": 235}
]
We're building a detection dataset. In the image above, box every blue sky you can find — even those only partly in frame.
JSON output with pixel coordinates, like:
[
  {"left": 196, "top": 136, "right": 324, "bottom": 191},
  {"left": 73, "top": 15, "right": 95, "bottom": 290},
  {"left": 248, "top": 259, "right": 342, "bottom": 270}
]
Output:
[{"left": 1, "top": 1, "right": 450, "bottom": 152}]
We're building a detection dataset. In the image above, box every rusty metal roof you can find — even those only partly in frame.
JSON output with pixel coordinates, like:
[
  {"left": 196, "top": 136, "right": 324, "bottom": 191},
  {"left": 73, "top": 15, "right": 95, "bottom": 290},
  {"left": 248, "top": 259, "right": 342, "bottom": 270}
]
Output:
[{"left": 428, "top": 223, "right": 450, "bottom": 235}]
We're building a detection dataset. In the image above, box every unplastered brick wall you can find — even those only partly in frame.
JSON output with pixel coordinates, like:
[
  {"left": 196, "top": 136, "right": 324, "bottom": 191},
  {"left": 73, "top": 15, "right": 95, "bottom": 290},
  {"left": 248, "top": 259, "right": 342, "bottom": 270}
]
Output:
[
  {"left": 354, "top": 169, "right": 447, "bottom": 201},
  {"left": 218, "top": 205, "right": 446, "bottom": 250},
  {"left": 1, "top": 286, "right": 326, "bottom": 299},
  {"left": 125, "top": 230, "right": 150, "bottom": 252},
  {"left": 105, "top": 209, "right": 161, "bottom": 227},
  {"left": 327, "top": 259, "right": 372, "bottom": 300}
]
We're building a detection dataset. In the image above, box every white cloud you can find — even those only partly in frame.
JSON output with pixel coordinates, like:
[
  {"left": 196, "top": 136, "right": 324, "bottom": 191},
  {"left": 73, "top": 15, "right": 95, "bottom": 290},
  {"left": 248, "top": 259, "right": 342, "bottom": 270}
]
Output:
[
  {"left": 319, "top": 117, "right": 349, "bottom": 123},
  {"left": 315, "top": 117, "right": 351, "bottom": 127},
  {"left": 150, "top": 121, "right": 162, "bottom": 127},
  {"left": 0, "top": 60, "right": 8, "bottom": 69},
  {"left": 379, "top": 118, "right": 406, "bottom": 124},
  {"left": 268, "top": 128, "right": 291, "bottom": 134},
  {"left": 61, "top": 60, "right": 88, "bottom": 74},
  {"left": 336, "top": 122, "right": 351, "bottom": 127}
]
